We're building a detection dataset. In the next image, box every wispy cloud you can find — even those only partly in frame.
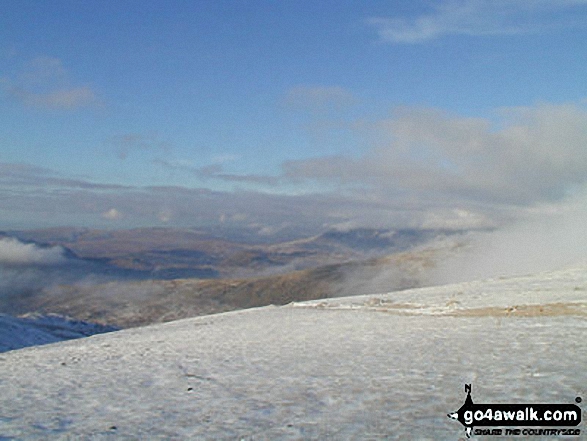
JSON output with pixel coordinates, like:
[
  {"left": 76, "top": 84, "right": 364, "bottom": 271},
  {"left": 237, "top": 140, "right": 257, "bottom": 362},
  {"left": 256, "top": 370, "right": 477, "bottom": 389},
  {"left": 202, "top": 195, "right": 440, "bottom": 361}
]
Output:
[
  {"left": 196, "top": 164, "right": 281, "bottom": 186},
  {"left": 284, "top": 85, "right": 358, "bottom": 114},
  {"left": 18, "top": 56, "right": 67, "bottom": 85},
  {"left": 8, "top": 86, "right": 97, "bottom": 110},
  {"left": 1, "top": 55, "right": 100, "bottom": 110},
  {"left": 0, "top": 162, "right": 127, "bottom": 190},
  {"left": 109, "top": 133, "right": 172, "bottom": 160},
  {"left": 156, "top": 159, "right": 281, "bottom": 186},
  {"left": 367, "top": 0, "right": 587, "bottom": 44}
]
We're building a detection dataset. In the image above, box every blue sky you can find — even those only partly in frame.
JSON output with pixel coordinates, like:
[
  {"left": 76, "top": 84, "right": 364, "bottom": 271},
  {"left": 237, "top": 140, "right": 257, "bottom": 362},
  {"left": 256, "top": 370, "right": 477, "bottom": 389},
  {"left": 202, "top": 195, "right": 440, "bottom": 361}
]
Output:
[{"left": 2, "top": 0, "right": 587, "bottom": 233}]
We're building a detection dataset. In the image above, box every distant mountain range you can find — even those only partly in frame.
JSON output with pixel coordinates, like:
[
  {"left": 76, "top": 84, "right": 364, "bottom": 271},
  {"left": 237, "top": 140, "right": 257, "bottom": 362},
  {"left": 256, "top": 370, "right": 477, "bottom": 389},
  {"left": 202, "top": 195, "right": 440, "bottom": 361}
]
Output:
[
  {"left": 1, "top": 226, "right": 467, "bottom": 331},
  {"left": 9, "top": 226, "right": 464, "bottom": 280},
  {"left": 5, "top": 247, "right": 451, "bottom": 329}
]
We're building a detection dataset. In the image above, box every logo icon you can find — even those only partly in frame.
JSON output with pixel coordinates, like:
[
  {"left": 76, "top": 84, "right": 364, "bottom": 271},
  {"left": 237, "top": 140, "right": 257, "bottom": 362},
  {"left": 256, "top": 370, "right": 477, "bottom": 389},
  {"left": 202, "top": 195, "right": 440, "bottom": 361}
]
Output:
[{"left": 448, "top": 384, "right": 581, "bottom": 438}]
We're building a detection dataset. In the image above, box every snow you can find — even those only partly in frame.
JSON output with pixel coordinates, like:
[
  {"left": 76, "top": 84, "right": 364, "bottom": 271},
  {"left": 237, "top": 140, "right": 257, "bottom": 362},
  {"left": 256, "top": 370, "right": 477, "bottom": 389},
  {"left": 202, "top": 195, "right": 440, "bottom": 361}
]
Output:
[
  {"left": 0, "top": 314, "right": 118, "bottom": 353},
  {"left": 0, "top": 266, "right": 586, "bottom": 439},
  {"left": 292, "top": 265, "right": 587, "bottom": 316}
]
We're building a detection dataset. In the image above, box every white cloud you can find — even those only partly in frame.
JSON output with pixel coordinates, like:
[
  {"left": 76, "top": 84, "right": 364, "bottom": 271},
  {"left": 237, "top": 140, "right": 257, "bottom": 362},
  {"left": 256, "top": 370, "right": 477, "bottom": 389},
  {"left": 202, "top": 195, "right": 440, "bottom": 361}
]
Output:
[
  {"left": 102, "top": 208, "right": 123, "bottom": 221},
  {"left": 284, "top": 103, "right": 587, "bottom": 208},
  {"left": 0, "top": 238, "right": 67, "bottom": 266},
  {"left": 367, "top": 0, "right": 587, "bottom": 43}
]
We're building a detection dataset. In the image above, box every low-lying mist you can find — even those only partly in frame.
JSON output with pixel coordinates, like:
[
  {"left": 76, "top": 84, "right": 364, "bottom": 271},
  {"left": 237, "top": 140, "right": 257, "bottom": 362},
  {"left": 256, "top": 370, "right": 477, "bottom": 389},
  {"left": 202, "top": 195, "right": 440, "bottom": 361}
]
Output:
[
  {"left": 2, "top": 198, "right": 585, "bottom": 326},
  {"left": 326, "top": 189, "right": 587, "bottom": 297},
  {"left": 431, "top": 190, "right": 587, "bottom": 284},
  {"left": 0, "top": 237, "right": 142, "bottom": 315},
  {"left": 0, "top": 237, "right": 69, "bottom": 266}
]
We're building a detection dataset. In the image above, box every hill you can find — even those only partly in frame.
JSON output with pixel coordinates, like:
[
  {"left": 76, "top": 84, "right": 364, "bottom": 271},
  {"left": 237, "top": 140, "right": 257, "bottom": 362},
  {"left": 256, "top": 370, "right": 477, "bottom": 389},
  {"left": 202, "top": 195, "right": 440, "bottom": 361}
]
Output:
[
  {"left": 10, "top": 226, "right": 462, "bottom": 279},
  {"left": 0, "top": 265, "right": 585, "bottom": 439},
  {"left": 2, "top": 227, "right": 460, "bottom": 328},
  {"left": 24, "top": 248, "right": 440, "bottom": 328}
]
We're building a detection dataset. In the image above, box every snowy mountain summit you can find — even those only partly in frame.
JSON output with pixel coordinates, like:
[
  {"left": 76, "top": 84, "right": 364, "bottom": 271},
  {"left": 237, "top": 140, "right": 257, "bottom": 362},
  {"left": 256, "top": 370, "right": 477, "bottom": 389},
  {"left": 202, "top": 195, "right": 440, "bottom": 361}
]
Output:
[{"left": 1, "top": 265, "right": 586, "bottom": 439}]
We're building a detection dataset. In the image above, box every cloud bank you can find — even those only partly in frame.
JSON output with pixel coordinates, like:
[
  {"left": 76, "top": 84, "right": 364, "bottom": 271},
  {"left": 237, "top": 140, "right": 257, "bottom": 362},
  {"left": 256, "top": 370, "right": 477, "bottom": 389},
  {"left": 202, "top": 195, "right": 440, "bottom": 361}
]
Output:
[
  {"left": 284, "top": 103, "right": 587, "bottom": 207},
  {"left": 2, "top": 102, "right": 587, "bottom": 236}
]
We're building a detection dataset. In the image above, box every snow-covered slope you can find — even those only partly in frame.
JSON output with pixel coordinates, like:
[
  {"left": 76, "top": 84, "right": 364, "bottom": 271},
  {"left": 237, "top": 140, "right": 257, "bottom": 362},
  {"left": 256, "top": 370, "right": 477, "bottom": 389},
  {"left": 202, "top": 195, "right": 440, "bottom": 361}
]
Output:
[
  {"left": 0, "top": 313, "right": 118, "bottom": 353},
  {"left": 0, "top": 266, "right": 586, "bottom": 439}
]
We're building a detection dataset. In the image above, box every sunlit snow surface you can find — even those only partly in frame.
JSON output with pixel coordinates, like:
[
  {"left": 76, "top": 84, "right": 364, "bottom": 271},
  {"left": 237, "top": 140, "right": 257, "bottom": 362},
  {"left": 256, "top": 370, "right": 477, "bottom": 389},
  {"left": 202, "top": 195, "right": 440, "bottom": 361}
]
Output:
[{"left": 1, "top": 266, "right": 586, "bottom": 440}]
